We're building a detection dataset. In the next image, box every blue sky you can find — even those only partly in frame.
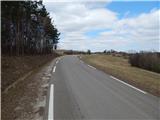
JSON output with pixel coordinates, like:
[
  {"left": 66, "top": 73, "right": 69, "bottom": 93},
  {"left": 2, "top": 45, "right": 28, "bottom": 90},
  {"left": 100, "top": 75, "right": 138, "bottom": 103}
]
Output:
[
  {"left": 106, "top": 1, "right": 159, "bottom": 18},
  {"left": 86, "top": 1, "right": 159, "bottom": 38},
  {"left": 44, "top": 0, "right": 160, "bottom": 52}
]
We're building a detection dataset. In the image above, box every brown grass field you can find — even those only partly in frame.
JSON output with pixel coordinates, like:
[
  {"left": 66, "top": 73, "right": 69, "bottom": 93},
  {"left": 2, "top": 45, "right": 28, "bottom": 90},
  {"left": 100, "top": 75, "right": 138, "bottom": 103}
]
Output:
[{"left": 82, "top": 54, "right": 160, "bottom": 97}]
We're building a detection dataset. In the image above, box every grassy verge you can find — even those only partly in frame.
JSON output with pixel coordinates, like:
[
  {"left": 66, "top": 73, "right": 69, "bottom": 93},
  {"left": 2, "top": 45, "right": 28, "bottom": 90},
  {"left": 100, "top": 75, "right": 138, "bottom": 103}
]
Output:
[
  {"left": 2, "top": 56, "right": 57, "bottom": 120},
  {"left": 82, "top": 54, "right": 160, "bottom": 97},
  {"left": 2, "top": 53, "right": 59, "bottom": 92},
  {"left": 2, "top": 54, "right": 60, "bottom": 120}
]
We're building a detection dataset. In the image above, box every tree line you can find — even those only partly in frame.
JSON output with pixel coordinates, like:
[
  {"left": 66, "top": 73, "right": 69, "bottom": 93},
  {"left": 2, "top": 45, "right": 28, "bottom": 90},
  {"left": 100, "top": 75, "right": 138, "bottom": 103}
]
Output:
[
  {"left": 93, "top": 49, "right": 160, "bottom": 73},
  {"left": 129, "top": 52, "right": 160, "bottom": 73},
  {"left": 2, "top": 1, "right": 60, "bottom": 56}
]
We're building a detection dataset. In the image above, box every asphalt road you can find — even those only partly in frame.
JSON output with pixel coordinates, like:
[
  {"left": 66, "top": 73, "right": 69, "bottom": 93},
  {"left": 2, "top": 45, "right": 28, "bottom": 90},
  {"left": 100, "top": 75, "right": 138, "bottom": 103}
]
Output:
[{"left": 46, "top": 55, "right": 159, "bottom": 120}]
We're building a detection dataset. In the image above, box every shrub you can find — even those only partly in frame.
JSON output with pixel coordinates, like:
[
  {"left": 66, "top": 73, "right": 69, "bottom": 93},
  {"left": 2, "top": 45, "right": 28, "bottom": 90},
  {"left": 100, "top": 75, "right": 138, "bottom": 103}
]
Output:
[
  {"left": 129, "top": 52, "right": 160, "bottom": 73},
  {"left": 87, "top": 50, "right": 91, "bottom": 55}
]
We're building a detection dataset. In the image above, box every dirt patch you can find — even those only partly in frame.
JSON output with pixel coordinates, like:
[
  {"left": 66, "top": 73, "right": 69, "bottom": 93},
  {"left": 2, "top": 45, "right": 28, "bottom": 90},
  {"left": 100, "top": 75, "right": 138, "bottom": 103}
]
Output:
[{"left": 1, "top": 55, "right": 57, "bottom": 120}]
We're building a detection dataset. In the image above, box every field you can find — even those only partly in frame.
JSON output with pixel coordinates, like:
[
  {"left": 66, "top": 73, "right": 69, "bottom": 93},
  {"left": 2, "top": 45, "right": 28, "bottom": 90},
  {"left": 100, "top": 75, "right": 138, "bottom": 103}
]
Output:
[{"left": 82, "top": 54, "right": 160, "bottom": 96}]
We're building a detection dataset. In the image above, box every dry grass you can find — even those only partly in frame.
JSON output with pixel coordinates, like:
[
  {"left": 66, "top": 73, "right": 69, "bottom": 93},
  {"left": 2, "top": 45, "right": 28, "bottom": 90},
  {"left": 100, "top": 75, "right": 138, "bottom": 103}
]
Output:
[
  {"left": 1, "top": 59, "right": 54, "bottom": 120},
  {"left": 1, "top": 55, "right": 58, "bottom": 120},
  {"left": 1, "top": 54, "right": 59, "bottom": 92},
  {"left": 82, "top": 54, "right": 160, "bottom": 97}
]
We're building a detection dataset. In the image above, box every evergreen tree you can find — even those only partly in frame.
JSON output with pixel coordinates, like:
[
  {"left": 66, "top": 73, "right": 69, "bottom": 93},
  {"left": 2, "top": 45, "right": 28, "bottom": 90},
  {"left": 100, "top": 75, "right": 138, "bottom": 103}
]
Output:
[{"left": 1, "top": 1, "right": 60, "bottom": 55}]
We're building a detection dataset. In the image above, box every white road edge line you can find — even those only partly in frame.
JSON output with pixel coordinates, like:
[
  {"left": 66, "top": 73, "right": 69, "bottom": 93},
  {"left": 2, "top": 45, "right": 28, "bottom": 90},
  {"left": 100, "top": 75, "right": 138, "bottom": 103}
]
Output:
[
  {"left": 56, "top": 60, "right": 59, "bottom": 64},
  {"left": 88, "top": 65, "right": 96, "bottom": 70},
  {"left": 48, "top": 84, "right": 54, "bottom": 120},
  {"left": 53, "top": 66, "right": 56, "bottom": 73},
  {"left": 79, "top": 59, "right": 83, "bottom": 64},
  {"left": 110, "top": 76, "right": 146, "bottom": 94}
]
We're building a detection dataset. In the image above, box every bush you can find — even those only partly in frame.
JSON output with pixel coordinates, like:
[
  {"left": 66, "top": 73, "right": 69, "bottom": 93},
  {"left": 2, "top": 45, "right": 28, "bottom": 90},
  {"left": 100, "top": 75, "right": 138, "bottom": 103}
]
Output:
[
  {"left": 87, "top": 50, "right": 91, "bottom": 55},
  {"left": 129, "top": 52, "right": 160, "bottom": 73}
]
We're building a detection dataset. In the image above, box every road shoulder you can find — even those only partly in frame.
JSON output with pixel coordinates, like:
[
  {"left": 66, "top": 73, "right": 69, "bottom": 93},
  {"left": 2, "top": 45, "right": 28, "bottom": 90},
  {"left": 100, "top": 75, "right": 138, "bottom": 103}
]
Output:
[{"left": 2, "top": 58, "right": 57, "bottom": 120}]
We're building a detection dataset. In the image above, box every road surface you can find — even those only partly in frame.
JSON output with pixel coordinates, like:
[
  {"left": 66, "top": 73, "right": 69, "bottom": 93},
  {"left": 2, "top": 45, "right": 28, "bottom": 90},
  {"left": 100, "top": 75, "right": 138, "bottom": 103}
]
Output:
[{"left": 45, "top": 55, "right": 159, "bottom": 120}]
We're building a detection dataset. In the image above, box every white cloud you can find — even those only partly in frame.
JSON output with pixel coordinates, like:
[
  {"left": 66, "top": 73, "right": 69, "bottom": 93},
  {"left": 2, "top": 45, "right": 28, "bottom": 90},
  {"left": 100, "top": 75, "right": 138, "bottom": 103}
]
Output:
[
  {"left": 44, "top": 2, "right": 160, "bottom": 52},
  {"left": 48, "top": 2, "right": 117, "bottom": 33}
]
